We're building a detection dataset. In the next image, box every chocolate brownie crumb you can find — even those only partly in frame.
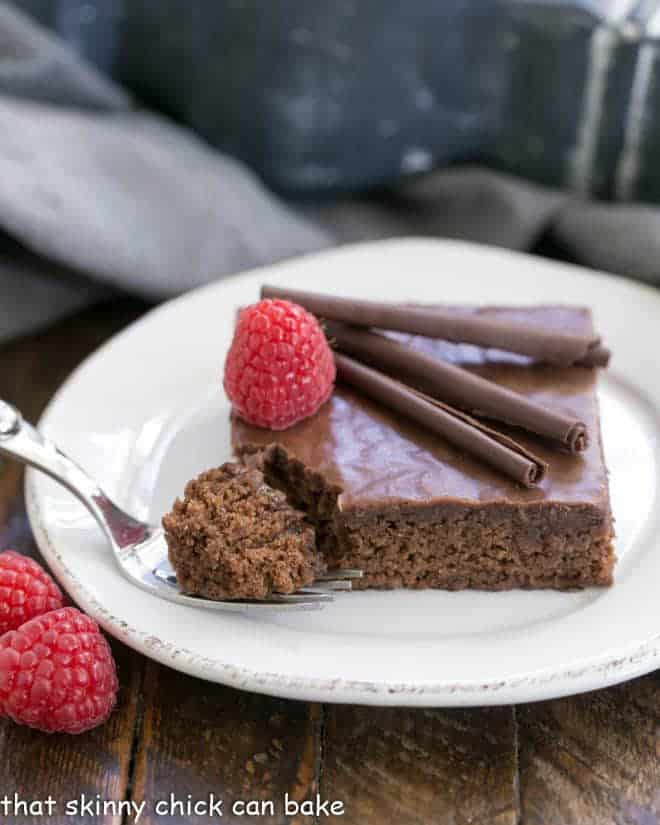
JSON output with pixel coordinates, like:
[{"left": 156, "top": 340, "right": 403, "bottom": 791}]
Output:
[{"left": 162, "top": 463, "right": 324, "bottom": 600}]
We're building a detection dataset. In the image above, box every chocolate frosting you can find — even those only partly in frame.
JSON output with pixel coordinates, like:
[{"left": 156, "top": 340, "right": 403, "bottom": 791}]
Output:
[
  {"left": 326, "top": 321, "right": 589, "bottom": 452},
  {"left": 335, "top": 353, "right": 546, "bottom": 487},
  {"left": 232, "top": 306, "right": 610, "bottom": 514}
]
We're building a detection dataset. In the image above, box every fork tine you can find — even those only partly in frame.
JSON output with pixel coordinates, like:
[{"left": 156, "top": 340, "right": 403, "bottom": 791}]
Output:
[
  {"left": 303, "top": 580, "right": 353, "bottom": 592},
  {"left": 266, "top": 591, "right": 334, "bottom": 604},
  {"left": 316, "top": 568, "right": 363, "bottom": 581},
  {"left": 152, "top": 562, "right": 354, "bottom": 607},
  {"left": 153, "top": 568, "right": 336, "bottom": 604},
  {"left": 172, "top": 592, "right": 327, "bottom": 612},
  {"left": 153, "top": 568, "right": 178, "bottom": 587}
]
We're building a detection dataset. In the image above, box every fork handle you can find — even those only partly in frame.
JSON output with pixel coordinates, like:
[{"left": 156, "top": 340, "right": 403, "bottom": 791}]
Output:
[{"left": 0, "top": 400, "right": 148, "bottom": 549}]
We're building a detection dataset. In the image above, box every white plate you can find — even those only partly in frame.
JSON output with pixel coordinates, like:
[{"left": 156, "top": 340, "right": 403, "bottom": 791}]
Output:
[{"left": 26, "top": 239, "right": 660, "bottom": 706}]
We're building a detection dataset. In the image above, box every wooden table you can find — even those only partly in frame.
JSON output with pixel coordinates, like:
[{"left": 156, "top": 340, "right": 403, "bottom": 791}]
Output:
[{"left": 1, "top": 299, "right": 658, "bottom": 825}]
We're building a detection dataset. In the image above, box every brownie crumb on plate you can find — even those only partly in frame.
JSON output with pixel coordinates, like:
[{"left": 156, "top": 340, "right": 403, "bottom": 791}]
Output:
[{"left": 162, "top": 463, "right": 323, "bottom": 600}]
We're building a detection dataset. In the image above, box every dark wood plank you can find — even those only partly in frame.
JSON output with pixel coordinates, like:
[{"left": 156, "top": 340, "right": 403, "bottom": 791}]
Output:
[
  {"left": 518, "top": 674, "right": 660, "bottom": 825},
  {"left": 130, "top": 660, "right": 321, "bottom": 824},
  {"left": 0, "top": 300, "right": 148, "bottom": 824},
  {"left": 321, "top": 705, "right": 519, "bottom": 825},
  {"left": 0, "top": 640, "right": 143, "bottom": 825}
]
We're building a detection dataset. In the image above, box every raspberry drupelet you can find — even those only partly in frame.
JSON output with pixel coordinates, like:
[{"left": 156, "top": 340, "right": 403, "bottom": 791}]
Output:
[
  {"left": 0, "top": 550, "right": 64, "bottom": 634},
  {"left": 223, "top": 298, "right": 336, "bottom": 430}
]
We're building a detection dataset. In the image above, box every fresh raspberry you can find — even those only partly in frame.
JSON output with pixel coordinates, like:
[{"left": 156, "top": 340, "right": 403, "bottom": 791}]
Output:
[
  {"left": 0, "top": 550, "right": 64, "bottom": 634},
  {"left": 223, "top": 298, "right": 336, "bottom": 430},
  {"left": 0, "top": 607, "right": 118, "bottom": 734}
]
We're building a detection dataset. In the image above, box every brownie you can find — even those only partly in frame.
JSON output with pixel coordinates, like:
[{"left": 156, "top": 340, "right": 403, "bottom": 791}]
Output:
[
  {"left": 232, "top": 306, "right": 615, "bottom": 591},
  {"left": 162, "top": 463, "right": 324, "bottom": 600}
]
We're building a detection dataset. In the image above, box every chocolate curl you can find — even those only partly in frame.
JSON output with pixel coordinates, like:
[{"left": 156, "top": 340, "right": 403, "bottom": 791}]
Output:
[
  {"left": 335, "top": 353, "right": 547, "bottom": 488},
  {"left": 576, "top": 344, "right": 611, "bottom": 368},
  {"left": 326, "top": 322, "right": 589, "bottom": 453},
  {"left": 261, "top": 285, "right": 606, "bottom": 367}
]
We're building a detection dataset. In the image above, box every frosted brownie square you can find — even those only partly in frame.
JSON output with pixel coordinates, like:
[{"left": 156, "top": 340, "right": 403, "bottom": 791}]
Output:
[{"left": 232, "top": 306, "right": 615, "bottom": 590}]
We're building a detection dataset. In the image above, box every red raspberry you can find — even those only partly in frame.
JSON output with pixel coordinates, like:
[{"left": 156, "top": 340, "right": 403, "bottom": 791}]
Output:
[
  {"left": 0, "top": 607, "right": 118, "bottom": 734},
  {"left": 0, "top": 550, "right": 64, "bottom": 634},
  {"left": 223, "top": 298, "right": 336, "bottom": 430}
]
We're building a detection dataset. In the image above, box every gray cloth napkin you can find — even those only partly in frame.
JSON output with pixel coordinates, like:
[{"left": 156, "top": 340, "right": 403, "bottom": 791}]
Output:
[{"left": 0, "top": 3, "right": 658, "bottom": 344}]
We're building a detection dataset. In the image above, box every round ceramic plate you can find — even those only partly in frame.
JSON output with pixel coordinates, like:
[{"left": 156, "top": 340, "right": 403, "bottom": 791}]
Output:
[{"left": 26, "top": 239, "right": 660, "bottom": 706}]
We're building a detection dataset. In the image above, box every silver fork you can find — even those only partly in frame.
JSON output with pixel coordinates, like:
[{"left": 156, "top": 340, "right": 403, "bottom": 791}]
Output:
[{"left": 0, "top": 401, "right": 362, "bottom": 612}]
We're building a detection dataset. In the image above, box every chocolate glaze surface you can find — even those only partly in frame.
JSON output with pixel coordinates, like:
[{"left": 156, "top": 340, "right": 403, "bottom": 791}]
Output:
[{"left": 231, "top": 306, "right": 610, "bottom": 514}]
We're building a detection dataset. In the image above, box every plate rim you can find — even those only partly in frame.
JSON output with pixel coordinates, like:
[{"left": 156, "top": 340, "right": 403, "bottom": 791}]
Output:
[
  {"left": 25, "top": 476, "right": 660, "bottom": 706},
  {"left": 25, "top": 237, "right": 660, "bottom": 706}
]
